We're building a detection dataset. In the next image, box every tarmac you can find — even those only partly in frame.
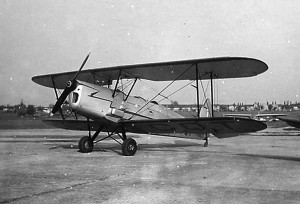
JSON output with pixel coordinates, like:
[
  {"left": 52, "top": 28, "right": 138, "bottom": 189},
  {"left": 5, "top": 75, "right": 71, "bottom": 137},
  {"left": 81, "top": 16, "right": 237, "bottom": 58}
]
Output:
[{"left": 0, "top": 124, "right": 299, "bottom": 203}]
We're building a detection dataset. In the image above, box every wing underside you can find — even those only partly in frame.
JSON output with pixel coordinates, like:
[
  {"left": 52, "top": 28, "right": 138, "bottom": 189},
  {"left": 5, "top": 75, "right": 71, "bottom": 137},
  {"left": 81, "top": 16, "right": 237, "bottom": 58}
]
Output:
[
  {"left": 43, "top": 119, "right": 102, "bottom": 131},
  {"left": 278, "top": 117, "right": 300, "bottom": 128},
  {"left": 43, "top": 119, "right": 119, "bottom": 133},
  {"left": 120, "top": 117, "right": 267, "bottom": 138}
]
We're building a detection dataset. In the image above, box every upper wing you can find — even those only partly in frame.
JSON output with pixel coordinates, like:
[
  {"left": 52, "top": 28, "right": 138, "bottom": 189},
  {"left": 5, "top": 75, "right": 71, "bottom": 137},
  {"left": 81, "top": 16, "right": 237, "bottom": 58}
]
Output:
[
  {"left": 119, "top": 117, "right": 267, "bottom": 138},
  {"left": 32, "top": 57, "right": 268, "bottom": 89}
]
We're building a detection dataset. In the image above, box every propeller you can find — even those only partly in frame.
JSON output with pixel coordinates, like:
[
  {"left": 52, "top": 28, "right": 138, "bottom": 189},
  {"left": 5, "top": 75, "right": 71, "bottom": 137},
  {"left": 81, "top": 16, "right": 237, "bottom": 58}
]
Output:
[{"left": 51, "top": 53, "right": 90, "bottom": 116}]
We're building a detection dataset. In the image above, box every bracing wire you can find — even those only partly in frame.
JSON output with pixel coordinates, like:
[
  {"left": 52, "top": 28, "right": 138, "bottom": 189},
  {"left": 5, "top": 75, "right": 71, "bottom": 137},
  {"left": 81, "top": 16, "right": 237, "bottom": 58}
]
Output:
[
  {"left": 118, "top": 78, "right": 134, "bottom": 92},
  {"left": 129, "top": 64, "right": 195, "bottom": 119},
  {"left": 200, "top": 79, "right": 210, "bottom": 104},
  {"left": 135, "top": 79, "right": 170, "bottom": 101},
  {"left": 157, "top": 80, "right": 196, "bottom": 103}
]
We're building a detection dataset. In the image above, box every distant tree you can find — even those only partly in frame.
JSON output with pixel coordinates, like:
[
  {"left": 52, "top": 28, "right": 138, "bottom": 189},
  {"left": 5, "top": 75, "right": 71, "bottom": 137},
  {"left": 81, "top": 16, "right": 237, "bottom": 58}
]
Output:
[
  {"left": 169, "top": 101, "right": 179, "bottom": 109},
  {"left": 37, "top": 106, "right": 44, "bottom": 111},
  {"left": 27, "top": 105, "right": 36, "bottom": 116},
  {"left": 173, "top": 101, "right": 179, "bottom": 106},
  {"left": 219, "top": 105, "right": 228, "bottom": 112},
  {"left": 16, "top": 104, "right": 27, "bottom": 117}
]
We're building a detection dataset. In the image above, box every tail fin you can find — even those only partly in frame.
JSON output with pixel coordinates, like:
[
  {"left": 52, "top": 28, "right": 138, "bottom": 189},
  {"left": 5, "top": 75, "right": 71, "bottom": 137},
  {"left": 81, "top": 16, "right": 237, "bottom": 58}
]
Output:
[{"left": 200, "top": 99, "right": 212, "bottom": 117}]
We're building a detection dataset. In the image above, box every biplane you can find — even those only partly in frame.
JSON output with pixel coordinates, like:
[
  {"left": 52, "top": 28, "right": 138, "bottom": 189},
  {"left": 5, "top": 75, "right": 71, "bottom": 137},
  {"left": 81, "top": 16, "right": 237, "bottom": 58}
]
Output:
[{"left": 32, "top": 54, "right": 268, "bottom": 156}]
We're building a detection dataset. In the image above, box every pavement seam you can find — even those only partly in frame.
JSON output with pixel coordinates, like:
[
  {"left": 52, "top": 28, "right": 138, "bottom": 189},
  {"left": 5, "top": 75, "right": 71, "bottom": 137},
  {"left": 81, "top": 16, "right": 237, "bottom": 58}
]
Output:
[
  {"left": 0, "top": 177, "right": 107, "bottom": 204},
  {"left": 1, "top": 168, "right": 141, "bottom": 203}
]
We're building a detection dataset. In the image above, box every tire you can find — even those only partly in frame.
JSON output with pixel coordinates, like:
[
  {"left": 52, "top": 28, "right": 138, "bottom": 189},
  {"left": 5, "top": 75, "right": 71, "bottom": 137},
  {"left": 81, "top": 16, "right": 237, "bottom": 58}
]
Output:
[
  {"left": 122, "top": 138, "right": 137, "bottom": 156},
  {"left": 78, "top": 136, "right": 94, "bottom": 153}
]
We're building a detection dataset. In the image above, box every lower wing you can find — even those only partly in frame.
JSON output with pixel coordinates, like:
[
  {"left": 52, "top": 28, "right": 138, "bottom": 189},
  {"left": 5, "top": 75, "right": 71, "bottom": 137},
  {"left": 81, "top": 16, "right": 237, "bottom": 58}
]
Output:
[
  {"left": 278, "top": 117, "right": 300, "bottom": 128},
  {"left": 120, "top": 117, "right": 267, "bottom": 138},
  {"left": 43, "top": 117, "right": 267, "bottom": 139},
  {"left": 43, "top": 119, "right": 119, "bottom": 133},
  {"left": 43, "top": 119, "right": 102, "bottom": 131}
]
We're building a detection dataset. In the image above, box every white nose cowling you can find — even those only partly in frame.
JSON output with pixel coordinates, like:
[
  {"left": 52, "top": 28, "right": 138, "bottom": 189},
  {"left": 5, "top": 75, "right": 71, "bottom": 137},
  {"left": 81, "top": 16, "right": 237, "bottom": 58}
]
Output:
[{"left": 69, "top": 82, "right": 113, "bottom": 120}]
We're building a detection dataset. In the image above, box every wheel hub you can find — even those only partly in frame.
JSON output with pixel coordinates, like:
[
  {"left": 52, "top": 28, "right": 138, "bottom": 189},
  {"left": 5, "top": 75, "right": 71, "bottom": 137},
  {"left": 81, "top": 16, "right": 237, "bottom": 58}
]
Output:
[
  {"left": 84, "top": 141, "right": 90, "bottom": 149},
  {"left": 128, "top": 144, "right": 135, "bottom": 151}
]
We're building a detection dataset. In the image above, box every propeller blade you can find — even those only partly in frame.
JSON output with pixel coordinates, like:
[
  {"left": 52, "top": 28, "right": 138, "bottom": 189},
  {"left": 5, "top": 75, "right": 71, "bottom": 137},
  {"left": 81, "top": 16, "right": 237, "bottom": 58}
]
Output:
[
  {"left": 51, "top": 80, "right": 78, "bottom": 115},
  {"left": 51, "top": 53, "right": 90, "bottom": 115},
  {"left": 51, "top": 89, "right": 70, "bottom": 115},
  {"left": 72, "top": 52, "right": 91, "bottom": 81}
]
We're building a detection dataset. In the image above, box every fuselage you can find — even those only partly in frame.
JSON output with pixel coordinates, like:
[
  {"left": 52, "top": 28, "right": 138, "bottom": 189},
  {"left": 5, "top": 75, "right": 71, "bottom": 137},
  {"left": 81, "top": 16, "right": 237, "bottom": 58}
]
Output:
[{"left": 68, "top": 80, "right": 184, "bottom": 123}]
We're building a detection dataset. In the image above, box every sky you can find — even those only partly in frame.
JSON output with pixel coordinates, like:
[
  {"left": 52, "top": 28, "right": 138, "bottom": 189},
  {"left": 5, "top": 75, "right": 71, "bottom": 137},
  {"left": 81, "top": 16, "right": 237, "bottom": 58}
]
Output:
[{"left": 0, "top": 0, "right": 299, "bottom": 106}]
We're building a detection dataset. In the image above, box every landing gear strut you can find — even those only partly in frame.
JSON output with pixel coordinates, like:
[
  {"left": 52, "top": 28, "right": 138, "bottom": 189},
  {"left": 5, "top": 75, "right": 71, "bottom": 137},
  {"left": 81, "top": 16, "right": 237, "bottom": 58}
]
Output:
[
  {"left": 203, "top": 133, "right": 209, "bottom": 147},
  {"left": 204, "top": 138, "right": 208, "bottom": 147},
  {"left": 121, "top": 126, "right": 137, "bottom": 156},
  {"left": 78, "top": 123, "right": 102, "bottom": 153}
]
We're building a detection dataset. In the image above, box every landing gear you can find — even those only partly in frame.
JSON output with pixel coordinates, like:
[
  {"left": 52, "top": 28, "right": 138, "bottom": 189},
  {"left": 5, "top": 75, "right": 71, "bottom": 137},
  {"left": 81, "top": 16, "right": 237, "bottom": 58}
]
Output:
[
  {"left": 78, "top": 136, "right": 94, "bottom": 153},
  {"left": 122, "top": 138, "right": 137, "bottom": 156},
  {"left": 78, "top": 122, "right": 102, "bottom": 153},
  {"left": 204, "top": 139, "right": 208, "bottom": 147},
  {"left": 203, "top": 133, "right": 209, "bottom": 147},
  {"left": 78, "top": 122, "right": 138, "bottom": 156}
]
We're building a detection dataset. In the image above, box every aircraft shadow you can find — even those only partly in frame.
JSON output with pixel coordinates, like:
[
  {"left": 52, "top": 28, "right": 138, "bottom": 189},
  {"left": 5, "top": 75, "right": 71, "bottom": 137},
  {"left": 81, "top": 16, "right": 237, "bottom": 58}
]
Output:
[
  {"left": 51, "top": 139, "right": 207, "bottom": 155},
  {"left": 237, "top": 153, "right": 300, "bottom": 162},
  {"left": 0, "top": 134, "right": 142, "bottom": 144}
]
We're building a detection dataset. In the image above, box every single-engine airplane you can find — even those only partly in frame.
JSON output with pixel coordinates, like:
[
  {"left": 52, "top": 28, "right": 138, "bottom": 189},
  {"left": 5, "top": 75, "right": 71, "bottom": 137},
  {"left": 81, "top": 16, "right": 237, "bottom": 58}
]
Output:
[{"left": 32, "top": 54, "right": 268, "bottom": 156}]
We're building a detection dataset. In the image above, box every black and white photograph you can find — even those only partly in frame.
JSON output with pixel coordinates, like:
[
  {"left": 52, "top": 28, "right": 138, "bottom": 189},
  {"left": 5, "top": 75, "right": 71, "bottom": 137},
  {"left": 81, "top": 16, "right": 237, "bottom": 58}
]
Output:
[{"left": 0, "top": 0, "right": 299, "bottom": 203}]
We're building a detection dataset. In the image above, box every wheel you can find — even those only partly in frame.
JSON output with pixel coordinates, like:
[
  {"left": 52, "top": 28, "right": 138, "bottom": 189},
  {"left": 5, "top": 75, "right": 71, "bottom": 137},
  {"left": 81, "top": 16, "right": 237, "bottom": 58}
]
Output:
[
  {"left": 204, "top": 140, "right": 208, "bottom": 147},
  {"left": 78, "top": 136, "right": 94, "bottom": 153},
  {"left": 122, "top": 138, "right": 137, "bottom": 156}
]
